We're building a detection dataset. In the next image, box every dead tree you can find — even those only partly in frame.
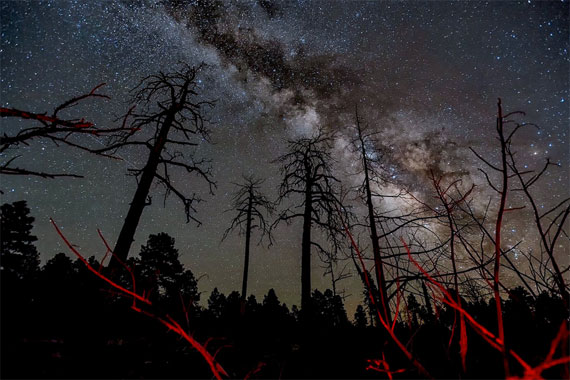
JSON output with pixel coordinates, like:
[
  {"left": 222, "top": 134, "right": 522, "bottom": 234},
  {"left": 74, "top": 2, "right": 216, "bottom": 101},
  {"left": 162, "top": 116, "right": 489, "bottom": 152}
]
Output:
[
  {"left": 468, "top": 98, "right": 569, "bottom": 376},
  {"left": 470, "top": 99, "right": 569, "bottom": 377},
  {"left": 109, "top": 64, "right": 215, "bottom": 270},
  {"left": 272, "top": 130, "right": 345, "bottom": 317},
  {"left": 421, "top": 170, "right": 474, "bottom": 371},
  {"left": 0, "top": 84, "right": 137, "bottom": 178},
  {"left": 321, "top": 254, "right": 351, "bottom": 298},
  {"left": 454, "top": 187, "right": 540, "bottom": 300},
  {"left": 348, "top": 108, "right": 392, "bottom": 325},
  {"left": 347, "top": 109, "right": 454, "bottom": 328},
  {"left": 222, "top": 176, "right": 273, "bottom": 302},
  {"left": 507, "top": 147, "right": 569, "bottom": 305},
  {"left": 470, "top": 100, "right": 569, "bottom": 302},
  {"left": 469, "top": 99, "right": 514, "bottom": 376}
]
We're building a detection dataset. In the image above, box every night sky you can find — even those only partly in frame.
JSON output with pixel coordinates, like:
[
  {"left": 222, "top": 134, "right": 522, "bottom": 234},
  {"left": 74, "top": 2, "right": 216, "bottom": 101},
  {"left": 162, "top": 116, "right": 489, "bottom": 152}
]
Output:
[{"left": 1, "top": 0, "right": 568, "bottom": 316}]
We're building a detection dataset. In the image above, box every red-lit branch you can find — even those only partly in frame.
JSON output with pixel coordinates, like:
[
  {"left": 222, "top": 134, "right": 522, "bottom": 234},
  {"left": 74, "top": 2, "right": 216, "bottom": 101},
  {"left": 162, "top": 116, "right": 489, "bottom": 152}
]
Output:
[
  {"left": 1, "top": 83, "right": 141, "bottom": 178},
  {"left": 402, "top": 239, "right": 570, "bottom": 379},
  {"left": 50, "top": 219, "right": 150, "bottom": 306},
  {"left": 366, "top": 353, "right": 406, "bottom": 380},
  {"left": 493, "top": 98, "right": 510, "bottom": 377},
  {"left": 336, "top": 205, "right": 433, "bottom": 379},
  {"left": 50, "top": 219, "right": 228, "bottom": 380},
  {"left": 155, "top": 315, "right": 229, "bottom": 379},
  {"left": 0, "top": 107, "right": 95, "bottom": 129}
]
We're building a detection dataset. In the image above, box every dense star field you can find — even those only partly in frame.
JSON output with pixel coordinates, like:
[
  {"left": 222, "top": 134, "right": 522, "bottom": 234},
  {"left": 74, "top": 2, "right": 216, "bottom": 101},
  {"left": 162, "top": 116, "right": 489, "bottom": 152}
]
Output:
[{"left": 1, "top": 0, "right": 568, "bottom": 338}]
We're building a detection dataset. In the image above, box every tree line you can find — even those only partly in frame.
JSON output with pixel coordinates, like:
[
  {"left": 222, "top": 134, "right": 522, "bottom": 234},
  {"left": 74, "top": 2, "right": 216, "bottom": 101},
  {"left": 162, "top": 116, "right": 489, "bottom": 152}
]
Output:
[{"left": 1, "top": 199, "right": 568, "bottom": 378}]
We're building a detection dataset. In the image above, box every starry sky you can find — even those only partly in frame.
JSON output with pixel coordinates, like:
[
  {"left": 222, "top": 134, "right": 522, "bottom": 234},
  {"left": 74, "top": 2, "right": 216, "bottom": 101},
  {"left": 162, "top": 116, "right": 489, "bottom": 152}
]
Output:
[{"left": 1, "top": 0, "right": 568, "bottom": 315}]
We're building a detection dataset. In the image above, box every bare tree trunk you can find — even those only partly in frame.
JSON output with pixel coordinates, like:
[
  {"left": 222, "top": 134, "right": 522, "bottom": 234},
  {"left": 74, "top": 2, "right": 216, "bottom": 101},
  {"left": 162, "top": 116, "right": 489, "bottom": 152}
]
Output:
[
  {"left": 273, "top": 132, "right": 341, "bottom": 323},
  {"left": 107, "top": 66, "right": 213, "bottom": 270},
  {"left": 110, "top": 69, "right": 197, "bottom": 271},
  {"left": 223, "top": 176, "right": 273, "bottom": 316},
  {"left": 356, "top": 117, "right": 391, "bottom": 326},
  {"left": 443, "top": 197, "right": 468, "bottom": 372},
  {"left": 421, "top": 280, "right": 433, "bottom": 320},
  {"left": 301, "top": 178, "right": 312, "bottom": 317},
  {"left": 494, "top": 98, "right": 509, "bottom": 378},
  {"left": 241, "top": 190, "right": 253, "bottom": 301},
  {"left": 329, "top": 260, "right": 336, "bottom": 297},
  {"left": 110, "top": 113, "right": 175, "bottom": 269},
  {"left": 366, "top": 172, "right": 391, "bottom": 326}
]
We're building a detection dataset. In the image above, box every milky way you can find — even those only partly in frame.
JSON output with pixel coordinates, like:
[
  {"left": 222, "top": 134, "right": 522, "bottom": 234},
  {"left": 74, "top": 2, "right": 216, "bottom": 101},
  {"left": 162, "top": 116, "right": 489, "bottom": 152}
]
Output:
[{"left": 1, "top": 0, "right": 568, "bottom": 315}]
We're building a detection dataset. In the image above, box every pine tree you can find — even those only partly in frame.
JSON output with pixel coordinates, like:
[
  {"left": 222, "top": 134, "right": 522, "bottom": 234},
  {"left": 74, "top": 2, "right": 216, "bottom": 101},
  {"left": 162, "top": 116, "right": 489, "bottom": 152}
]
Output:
[
  {"left": 137, "top": 233, "right": 198, "bottom": 307},
  {"left": 0, "top": 201, "right": 40, "bottom": 280},
  {"left": 273, "top": 130, "right": 345, "bottom": 319},
  {"left": 354, "top": 305, "right": 368, "bottom": 328},
  {"left": 207, "top": 287, "right": 227, "bottom": 319},
  {"left": 110, "top": 64, "right": 215, "bottom": 269}
]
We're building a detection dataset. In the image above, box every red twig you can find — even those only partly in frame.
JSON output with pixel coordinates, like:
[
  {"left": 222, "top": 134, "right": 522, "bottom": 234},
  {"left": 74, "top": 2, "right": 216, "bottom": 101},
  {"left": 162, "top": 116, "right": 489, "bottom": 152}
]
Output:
[
  {"left": 50, "top": 219, "right": 228, "bottom": 380},
  {"left": 244, "top": 361, "right": 266, "bottom": 380},
  {"left": 391, "top": 278, "right": 401, "bottom": 332},
  {"left": 335, "top": 205, "right": 433, "bottom": 379},
  {"left": 50, "top": 219, "right": 150, "bottom": 305},
  {"left": 366, "top": 353, "right": 406, "bottom": 379},
  {"left": 402, "top": 238, "right": 570, "bottom": 378},
  {"left": 0, "top": 107, "right": 94, "bottom": 129},
  {"left": 158, "top": 315, "right": 229, "bottom": 379}
]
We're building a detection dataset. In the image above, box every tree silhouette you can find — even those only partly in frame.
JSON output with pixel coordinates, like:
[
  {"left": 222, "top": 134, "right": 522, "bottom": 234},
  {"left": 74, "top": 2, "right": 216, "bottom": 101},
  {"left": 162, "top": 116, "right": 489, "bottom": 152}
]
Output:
[
  {"left": 406, "top": 293, "right": 422, "bottom": 329},
  {"left": 222, "top": 176, "right": 273, "bottom": 303},
  {"left": 361, "top": 270, "right": 381, "bottom": 327},
  {"left": 348, "top": 108, "right": 392, "bottom": 326},
  {"left": 261, "top": 288, "right": 292, "bottom": 325},
  {"left": 42, "top": 252, "right": 75, "bottom": 279},
  {"left": 416, "top": 170, "right": 474, "bottom": 371},
  {"left": 468, "top": 99, "right": 569, "bottom": 376},
  {"left": 504, "top": 125, "right": 569, "bottom": 305},
  {"left": 273, "top": 130, "right": 345, "bottom": 318},
  {"left": 311, "top": 289, "right": 349, "bottom": 328},
  {"left": 0, "top": 84, "right": 138, "bottom": 179},
  {"left": 354, "top": 304, "right": 368, "bottom": 328},
  {"left": 0, "top": 200, "right": 40, "bottom": 280},
  {"left": 136, "top": 233, "right": 198, "bottom": 310},
  {"left": 207, "top": 287, "right": 227, "bottom": 320},
  {"left": 49, "top": 220, "right": 228, "bottom": 379},
  {"left": 262, "top": 288, "right": 282, "bottom": 314},
  {"left": 109, "top": 64, "right": 215, "bottom": 270}
]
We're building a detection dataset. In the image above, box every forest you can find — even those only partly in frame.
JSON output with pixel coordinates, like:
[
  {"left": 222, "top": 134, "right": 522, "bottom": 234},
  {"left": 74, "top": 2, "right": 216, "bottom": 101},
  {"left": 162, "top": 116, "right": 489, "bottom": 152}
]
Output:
[{"left": 1, "top": 60, "right": 569, "bottom": 379}]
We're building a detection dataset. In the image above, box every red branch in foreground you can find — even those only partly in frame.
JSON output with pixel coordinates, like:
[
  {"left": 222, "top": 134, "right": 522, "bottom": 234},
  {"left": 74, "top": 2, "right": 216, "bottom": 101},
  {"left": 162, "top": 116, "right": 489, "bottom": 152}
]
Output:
[
  {"left": 335, "top": 205, "right": 433, "bottom": 379},
  {"left": 401, "top": 239, "right": 569, "bottom": 379},
  {"left": 50, "top": 219, "right": 228, "bottom": 380},
  {"left": 366, "top": 352, "right": 406, "bottom": 380},
  {"left": 0, "top": 107, "right": 95, "bottom": 129}
]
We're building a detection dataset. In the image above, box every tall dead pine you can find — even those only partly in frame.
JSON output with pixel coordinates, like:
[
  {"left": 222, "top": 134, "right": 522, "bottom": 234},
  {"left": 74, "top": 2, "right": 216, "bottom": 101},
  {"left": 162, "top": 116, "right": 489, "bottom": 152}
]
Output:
[
  {"left": 222, "top": 176, "right": 273, "bottom": 303},
  {"left": 352, "top": 109, "right": 392, "bottom": 326},
  {"left": 110, "top": 64, "right": 215, "bottom": 269},
  {"left": 273, "top": 130, "right": 345, "bottom": 319}
]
